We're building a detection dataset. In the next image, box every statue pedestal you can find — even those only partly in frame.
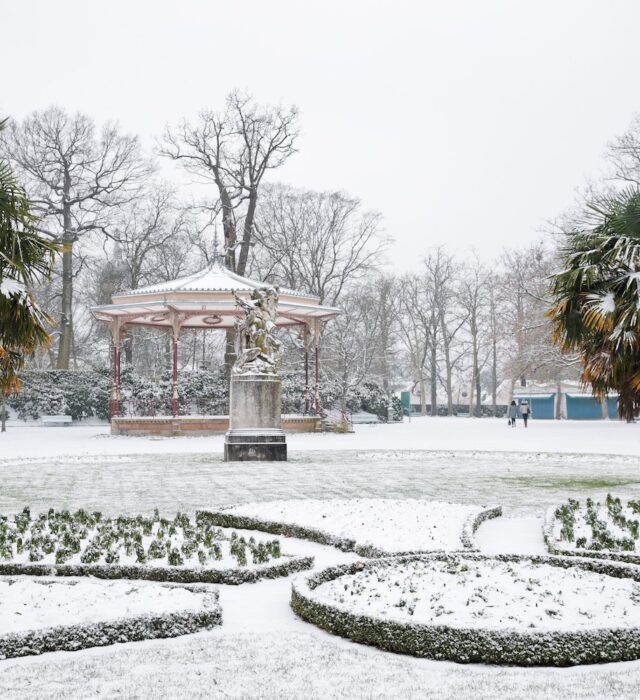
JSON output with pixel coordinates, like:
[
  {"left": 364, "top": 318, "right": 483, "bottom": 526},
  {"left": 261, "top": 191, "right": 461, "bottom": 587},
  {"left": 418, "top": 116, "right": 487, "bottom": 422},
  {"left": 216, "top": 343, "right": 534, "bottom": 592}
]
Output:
[{"left": 224, "top": 374, "right": 287, "bottom": 461}]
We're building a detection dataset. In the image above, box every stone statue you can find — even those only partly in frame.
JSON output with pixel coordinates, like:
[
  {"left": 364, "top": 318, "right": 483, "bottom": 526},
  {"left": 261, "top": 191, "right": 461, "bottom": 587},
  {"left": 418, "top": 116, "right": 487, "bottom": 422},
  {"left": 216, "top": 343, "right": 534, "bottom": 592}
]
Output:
[{"left": 233, "top": 287, "right": 281, "bottom": 375}]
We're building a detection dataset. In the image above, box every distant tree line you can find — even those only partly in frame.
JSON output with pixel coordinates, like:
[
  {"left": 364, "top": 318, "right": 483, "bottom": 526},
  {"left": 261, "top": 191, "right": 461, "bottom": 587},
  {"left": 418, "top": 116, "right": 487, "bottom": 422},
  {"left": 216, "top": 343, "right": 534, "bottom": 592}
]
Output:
[{"left": 4, "top": 95, "right": 640, "bottom": 419}]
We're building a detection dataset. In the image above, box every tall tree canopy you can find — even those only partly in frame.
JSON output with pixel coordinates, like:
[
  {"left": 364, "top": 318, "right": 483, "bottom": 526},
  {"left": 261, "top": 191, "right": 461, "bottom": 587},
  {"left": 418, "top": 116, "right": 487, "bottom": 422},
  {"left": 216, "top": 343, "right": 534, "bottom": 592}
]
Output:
[
  {"left": 549, "top": 187, "right": 640, "bottom": 421},
  {"left": 0, "top": 107, "right": 148, "bottom": 368},
  {"left": 0, "top": 118, "right": 56, "bottom": 397}
]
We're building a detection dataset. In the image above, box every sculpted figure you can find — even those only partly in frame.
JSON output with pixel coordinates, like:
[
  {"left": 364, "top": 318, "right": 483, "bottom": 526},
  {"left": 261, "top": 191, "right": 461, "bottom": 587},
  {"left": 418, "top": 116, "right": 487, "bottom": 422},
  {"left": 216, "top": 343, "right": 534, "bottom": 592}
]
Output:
[{"left": 233, "top": 287, "right": 281, "bottom": 375}]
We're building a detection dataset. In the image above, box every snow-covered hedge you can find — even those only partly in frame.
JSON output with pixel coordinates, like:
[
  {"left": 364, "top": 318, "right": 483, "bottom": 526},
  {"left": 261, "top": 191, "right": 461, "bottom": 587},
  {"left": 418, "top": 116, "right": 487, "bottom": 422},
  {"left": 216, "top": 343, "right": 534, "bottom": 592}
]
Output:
[
  {"left": 8, "top": 368, "right": 401, "bottom": 421},
  {"left": 0, "top": 579, "right": 221, "bottom": 660},
  {"left": 544, "top": 496, "right": 640, "bottom": 565},
  {"left": 291, "top": 553, "right": 640, "bottom": 666},
  {"left": 0, "top": 508, "right": 313, "bottom": 584},
  {"left": 198, "top": 501, "right": 502, "bottom": 556}
]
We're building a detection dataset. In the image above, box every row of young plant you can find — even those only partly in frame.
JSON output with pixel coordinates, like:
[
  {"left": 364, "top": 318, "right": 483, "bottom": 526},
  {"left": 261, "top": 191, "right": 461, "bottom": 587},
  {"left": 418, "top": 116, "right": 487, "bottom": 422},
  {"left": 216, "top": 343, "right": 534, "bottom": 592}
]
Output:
[
  {"left": 291, "top": 553, "right": 640, "bottom": 666},
  {"left": 554, "top": 495, "right": 640, "bottom": 551},
  {"left": 0, "top": 581, "right": 221, "bottom": 660},
  {"left": 0, "top": 507, "right": 281, "bottom": 568},
  {"left": 7, "top": 368, "right": 403, "bottom": 421}
]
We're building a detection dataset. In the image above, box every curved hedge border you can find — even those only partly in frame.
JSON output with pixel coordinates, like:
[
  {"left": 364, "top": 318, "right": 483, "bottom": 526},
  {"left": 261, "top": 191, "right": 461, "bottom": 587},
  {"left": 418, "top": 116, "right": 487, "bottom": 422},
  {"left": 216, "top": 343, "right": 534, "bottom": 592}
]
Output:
[
  {"left": 0, "top": 580, "right": 221, "bottom": 660},
  {"left": 197, "top": 505, "right": 502, "bottom": 557},
  {"left": 543, "top": 506, "right": 640, "bottom": 565},
  {"left": 0, "top": 554, "right": 313, "bottom": 586},
  {"left": 291, "top": 552, "right": 640, "bottom": 666}
]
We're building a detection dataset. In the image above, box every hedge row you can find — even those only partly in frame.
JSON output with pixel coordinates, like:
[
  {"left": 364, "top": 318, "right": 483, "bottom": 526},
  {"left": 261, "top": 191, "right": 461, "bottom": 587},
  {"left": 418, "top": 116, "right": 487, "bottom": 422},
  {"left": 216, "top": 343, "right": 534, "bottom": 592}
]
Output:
[
  {"left": 543, "top": 506, "right": 640, "bottom": 565},
  {"left": 0, "top": 581, "right": 221, "bottom": 660},
  {"left": 8, "top": 368, "right": 403, "bottom": 422},
  {"left": 291, "top": 553, "right": 640, "bottom": 666},
  {"left": 0, "top": 554, "right": 314, "bottom": 586},
  {"left": 197, "top": 505, "right": 501, "bottom": 557}
]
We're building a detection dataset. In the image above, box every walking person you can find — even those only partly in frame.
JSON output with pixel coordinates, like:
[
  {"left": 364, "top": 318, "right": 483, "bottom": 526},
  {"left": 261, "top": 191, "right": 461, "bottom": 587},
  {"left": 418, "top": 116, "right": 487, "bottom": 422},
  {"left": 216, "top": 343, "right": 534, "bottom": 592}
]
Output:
[
  {"left": 521, "top": 399, "right": 531, "bottom": 427},
  {"left": 507, "top": 400, "right": 517, "bottom": 427}
]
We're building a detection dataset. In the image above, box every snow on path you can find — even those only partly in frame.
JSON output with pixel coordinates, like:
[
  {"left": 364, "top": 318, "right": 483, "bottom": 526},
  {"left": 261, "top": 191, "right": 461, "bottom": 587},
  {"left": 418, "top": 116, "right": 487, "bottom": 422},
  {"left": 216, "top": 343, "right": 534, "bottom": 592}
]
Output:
[
  {"left": 475, "top": 516, "right": 547, "bottom": 555},
  {"left": 2, "top": 416, "right": 640, "bottom": 460}
]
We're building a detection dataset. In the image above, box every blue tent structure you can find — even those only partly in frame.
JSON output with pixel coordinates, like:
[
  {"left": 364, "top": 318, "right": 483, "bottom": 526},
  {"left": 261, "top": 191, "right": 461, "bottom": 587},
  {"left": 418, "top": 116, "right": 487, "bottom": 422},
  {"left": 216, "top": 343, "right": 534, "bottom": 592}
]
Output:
[
  {"left": 565, "top": 393, "right": 618, "bottom": 420},
  {"left": 513, "top": 393, "right": 555, "bottom": 420}
]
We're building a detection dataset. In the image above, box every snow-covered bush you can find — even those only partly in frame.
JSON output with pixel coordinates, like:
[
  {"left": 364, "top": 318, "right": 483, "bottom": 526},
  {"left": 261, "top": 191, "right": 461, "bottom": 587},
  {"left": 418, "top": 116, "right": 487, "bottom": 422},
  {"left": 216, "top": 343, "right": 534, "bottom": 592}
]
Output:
[
  {"left": 291, "top": 553, "right": 640, "bottom": 665},
  {"left": 8, "top": 367, "right": 401, "bottom": 420},
  {"left": 0, "top": 508, "right": 313, "bottom": 584},
  {"left": 8, "top": 369, "right": 111, "bottom": 420},
  {"left": 0, "top": 578, "right": 221, "bottom": 660}
]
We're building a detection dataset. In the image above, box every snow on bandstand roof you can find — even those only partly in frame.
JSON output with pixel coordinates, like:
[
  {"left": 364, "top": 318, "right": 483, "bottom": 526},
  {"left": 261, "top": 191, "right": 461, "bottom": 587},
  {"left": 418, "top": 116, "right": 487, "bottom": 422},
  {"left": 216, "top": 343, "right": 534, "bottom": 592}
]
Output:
[{"left": 91, "top": 256, "right": 340, "bottom": 331}]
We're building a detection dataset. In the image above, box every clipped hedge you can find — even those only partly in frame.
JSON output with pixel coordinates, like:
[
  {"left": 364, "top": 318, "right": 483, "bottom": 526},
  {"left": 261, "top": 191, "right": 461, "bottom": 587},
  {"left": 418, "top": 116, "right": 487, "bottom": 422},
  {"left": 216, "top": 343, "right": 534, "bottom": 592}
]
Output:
[
  {"left": 197, "top": 505, "right": 501, "bottom": 558},
  {"left": 543, "top": 506, "right": 640, "bottom": 565},
  {"left": 0, "top": 580, "right": 221, "bottom": 660},
  {"left": 0, "top": 554, "right": 314, "bottom": 586},
  {"left": 291, "top": 553, "right": 640, "bottom": 666}
]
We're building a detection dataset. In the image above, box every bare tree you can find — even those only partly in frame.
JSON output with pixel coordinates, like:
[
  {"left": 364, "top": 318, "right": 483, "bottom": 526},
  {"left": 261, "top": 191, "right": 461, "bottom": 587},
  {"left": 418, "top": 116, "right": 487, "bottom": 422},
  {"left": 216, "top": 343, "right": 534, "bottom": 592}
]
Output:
[
  {"left": 160, "top": 91, "right": 299, "bottom": 275},
  {"left": 0, "top": 107, "right": 149, "bottom": 368},
  {"left": 396, "top": 274, "right": 431, "bottom": 415},
  {"left": 252, "top": 185, "right": 387, "bottom": 305},
  {"left": 323, "top": 288, "right": 382, "bottom": 413},
  {"left": 459, "top": 256, "right": 490, "bottom": 417}
]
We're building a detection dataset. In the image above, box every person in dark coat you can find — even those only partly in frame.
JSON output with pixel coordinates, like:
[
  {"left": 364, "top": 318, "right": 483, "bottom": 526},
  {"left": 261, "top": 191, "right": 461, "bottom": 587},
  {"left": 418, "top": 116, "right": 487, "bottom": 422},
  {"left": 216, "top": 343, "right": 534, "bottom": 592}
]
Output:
[
  {"left": 520, "top": 400, "right": 531, "bottom": 427},
  {"left": 507, "top": 400, "right": 517, "bottom": 427}
]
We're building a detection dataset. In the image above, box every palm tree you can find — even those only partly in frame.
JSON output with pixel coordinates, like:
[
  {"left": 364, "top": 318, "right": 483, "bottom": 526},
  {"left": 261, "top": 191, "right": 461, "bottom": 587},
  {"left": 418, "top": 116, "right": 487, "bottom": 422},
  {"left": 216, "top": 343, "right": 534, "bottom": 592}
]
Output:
[
  {"left": 549, "top": 187, "right": 640, "bottom": 422},
  {"left": 0, "top": 117, "right": 56, "bottom": 414}
]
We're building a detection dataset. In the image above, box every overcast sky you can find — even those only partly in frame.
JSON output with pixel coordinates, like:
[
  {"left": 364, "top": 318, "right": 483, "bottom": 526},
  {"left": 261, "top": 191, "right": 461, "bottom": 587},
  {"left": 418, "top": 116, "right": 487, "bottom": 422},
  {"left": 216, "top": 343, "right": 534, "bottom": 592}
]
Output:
[{"left": 3, "top": 0, "right": 640, "bottom": 270}]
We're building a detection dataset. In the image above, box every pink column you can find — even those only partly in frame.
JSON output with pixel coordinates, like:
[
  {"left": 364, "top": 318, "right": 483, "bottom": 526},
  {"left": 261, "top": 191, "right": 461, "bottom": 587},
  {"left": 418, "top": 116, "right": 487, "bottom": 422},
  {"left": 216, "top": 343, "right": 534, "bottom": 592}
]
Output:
[
  {"left": 110, "top": 326, "right": 122, "bottom": 418},
  {"left": 171, "top": 334, "right": 179, "bottom": 417},
  {"left": 304, "top": 325, "right": 310, "bottom": 415},
  {"left": 314, "top": 337, "right": 320, "bottom": 417}
]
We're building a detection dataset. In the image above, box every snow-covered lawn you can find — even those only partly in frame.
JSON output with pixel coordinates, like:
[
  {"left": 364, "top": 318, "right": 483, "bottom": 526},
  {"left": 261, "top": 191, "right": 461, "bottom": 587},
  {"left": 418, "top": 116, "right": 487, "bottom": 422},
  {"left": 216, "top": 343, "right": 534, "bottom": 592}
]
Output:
[
  {"left": 213, "top": 498, "right": 497, "bottom": 553},
  {"left": 0, "top": 578, "right": 211, "bottom": 635},
  {"left": 2, "top": 415, "right": 640, "bottom": 459},
  {"left": 307, "top": 556, "right": 640, "bottom": 631}
]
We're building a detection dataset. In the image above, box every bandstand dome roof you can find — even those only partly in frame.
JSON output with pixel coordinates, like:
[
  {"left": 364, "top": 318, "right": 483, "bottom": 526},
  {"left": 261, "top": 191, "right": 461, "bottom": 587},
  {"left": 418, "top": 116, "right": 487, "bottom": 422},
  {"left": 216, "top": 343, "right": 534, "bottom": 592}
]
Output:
[{"left": 91, "top": 256, "right": 340, "bottom": 331}]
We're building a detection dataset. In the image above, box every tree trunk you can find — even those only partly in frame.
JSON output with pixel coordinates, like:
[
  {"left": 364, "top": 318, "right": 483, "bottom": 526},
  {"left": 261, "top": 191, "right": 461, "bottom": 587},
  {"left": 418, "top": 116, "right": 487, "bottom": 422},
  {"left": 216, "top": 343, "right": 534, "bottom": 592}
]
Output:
[
  {"left": 124, "top": 335, "right": 133, "bottom": 365},
  {"left": 237, "top": 190, "right": 257, "bottom": 276},
  {"left": 419, "top": 368, "right": 426, "bottom": 416},
  {"left": 601, "top": 395, "right": 609, "bottom": 420},
  {"left": 491, "top": 326, "right": 497, "bottom": 418},
  {"left": 556, "top": 379, "right": 562, "bottom": 420},
  {"left": 440, "top": 316, "right": 454, "bottom": 416},
  {"left": 1, "top": 396, "right": 7, "bottom": 432},
  {"left": 429, "top": 341, "right": 437, "bottom": 416},
  {"left": 56, "top": 237, "right": 74, "bottom": 369}
]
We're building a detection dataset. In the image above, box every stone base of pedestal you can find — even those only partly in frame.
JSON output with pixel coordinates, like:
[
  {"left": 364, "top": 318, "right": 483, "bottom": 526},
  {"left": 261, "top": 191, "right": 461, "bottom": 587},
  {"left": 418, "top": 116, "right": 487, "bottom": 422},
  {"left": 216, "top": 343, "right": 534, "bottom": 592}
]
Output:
[
  {"left": 224, "top": 428, "right": 287, "bottom": 462},
  {"left": 224, "top": 373, "right": 287, "bottom": 461}
]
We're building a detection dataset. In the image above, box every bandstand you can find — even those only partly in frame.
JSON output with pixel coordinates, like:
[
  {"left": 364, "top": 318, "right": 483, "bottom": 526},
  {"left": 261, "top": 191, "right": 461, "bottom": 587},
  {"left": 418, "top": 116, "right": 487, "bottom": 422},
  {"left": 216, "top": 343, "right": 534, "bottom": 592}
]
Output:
[{"left": 91, "top": 253, "right": 339, "bottom": 436}]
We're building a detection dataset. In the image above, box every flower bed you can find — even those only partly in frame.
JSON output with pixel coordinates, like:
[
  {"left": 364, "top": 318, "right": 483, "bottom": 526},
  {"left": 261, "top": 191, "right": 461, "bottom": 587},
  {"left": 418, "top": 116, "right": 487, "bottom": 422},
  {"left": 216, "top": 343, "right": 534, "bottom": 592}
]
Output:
[
  {"left": 291, "top": 553, "right": 640, "bottom": 665},
  {"left": 0, "top": 508, "right": 312, "bottom": 584},
  {"left": 0, "top": 577, "right": 221, "bottom": 659},
  {"left": 199, "top": 499, "right": 501, "bottom": 556},
  {"left": 544, "top": 495, "right": 640, "bottom": 564}
]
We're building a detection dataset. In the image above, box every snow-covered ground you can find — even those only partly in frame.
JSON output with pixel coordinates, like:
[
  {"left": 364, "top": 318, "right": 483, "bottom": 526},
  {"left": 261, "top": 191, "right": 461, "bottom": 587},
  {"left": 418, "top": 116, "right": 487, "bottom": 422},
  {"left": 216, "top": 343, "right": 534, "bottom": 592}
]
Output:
[
  {"left": 2, "top": 418, "right": 640, "bottom": 697},
  {"left": 309, "top": 556, "right": 640, "bottom": 631},
  {"left": 217, "top": 498, "right": 492, "bottom": 553},
  {"left": 0, "top": 578, "right": 209, "bottom": 635},
  {"left": 2, "top": 415, "right": 640, "bottom": 459}
]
